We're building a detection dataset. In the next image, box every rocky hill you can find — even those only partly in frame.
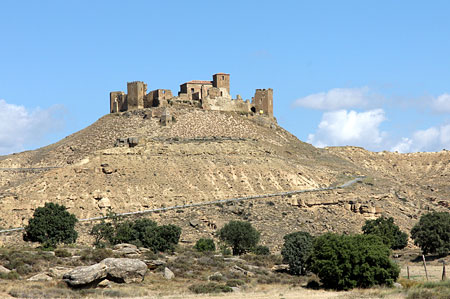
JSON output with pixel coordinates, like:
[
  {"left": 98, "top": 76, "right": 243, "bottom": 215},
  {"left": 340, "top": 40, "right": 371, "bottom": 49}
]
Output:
[{"left": 0, "top": 107, "right": 448, "bottom": 248}]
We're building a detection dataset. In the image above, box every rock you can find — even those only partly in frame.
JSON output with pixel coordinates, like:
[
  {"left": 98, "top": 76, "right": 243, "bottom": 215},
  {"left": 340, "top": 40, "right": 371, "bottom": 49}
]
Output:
[
  {"left": 128, "top": 137, "right": 139, "bottom": 147},
  {"left": 145, "top": 259, "right": 165, "bottom": 270},
  {"left": 48, "top": 266, "right": 72, "bottom": 278},
  {"left": 189, "top": 219, "right": 200, "bottom": 228},
  {"left": 230, "top": 265, "right": 254, "bottom": 277},
  {"left": 223, "top": 257, "right": 246, "bottom": 263},
  {"left": 27, "top": 273, "right": 52, "bottom": 281},
  {"left": 163, "top": 267, "right": 175, "bottom": 280},
  {"left": 0, "top": 265, "right": 11, "bottom": 274},
  {"left": 63, "top": 263, "right": 108, "bottom": 286},
  {"left": 102, "top": 258, "right": 147, "bottom": 283},
  {"left": 113, "top": 243, "right": 140, "bottom": 255},
  {"left": 63, "top": 258, "right": 147, "bottom": 286},
  {"left": 97, "top": 279, "right": 112, "bottom": 288},
  {"left": 97, "top": 197, "right": 111, "bottom": 208},
  {"left": 271, "top": 264, "right": 289, "bottom": 272},
  {"left": 231, "top": 287, "right": 241, "bottom": 292},
  {"left": 102, "top": 166, "right": 114, "bottom": 174},
  {"left": 393, "top": 282, "right": 403, "bottom": 289}
]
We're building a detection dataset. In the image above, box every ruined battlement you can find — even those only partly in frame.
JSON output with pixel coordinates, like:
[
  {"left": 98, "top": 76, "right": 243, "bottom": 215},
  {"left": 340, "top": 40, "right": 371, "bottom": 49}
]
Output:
[{"left": 110, "top": 73, "right": 273, "bottom": 117}]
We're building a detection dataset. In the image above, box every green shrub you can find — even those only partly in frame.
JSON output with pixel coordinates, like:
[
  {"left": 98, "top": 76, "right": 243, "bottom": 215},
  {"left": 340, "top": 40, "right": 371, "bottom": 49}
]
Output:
[
  {"left": 308, "top": 233, "right": 399, "bottom": 290},
  {"left": 281, "top": 231, "right": 314, "bottom": 275},
  {"left": 80, "top": 248, "right": 114, "bottom": 263},
  {"left": 23, "top": 202, "right": 78, "bottom": 248},
  {"left": 218, "top": 221, "right": 260, "bottom": 255},
  {"left": 0, "top": 271, "right": 20, "bottom": 280},
  {"left": 54, "top": 248, "right": 72, "bottom": 258},
  {"left": 194, "top": 238, "right": 216, "bottom": 252},
  {"left": 219, "top": 245, "right": 232, "bottom": 256},
  {"left": 253, "top": 245, "right": 270, "bottom": 256},
  {"left": 226, "top": 279, "right": 245, "bottom": 287},
  {"left": 411, "top": 211, "right": 450, "bottom": 256},
  {"left": 189, "top": 282, "right": 232, "bottom": 294},
  {"left": 362, "top": 216, "right": 408, "bottom": 250}
]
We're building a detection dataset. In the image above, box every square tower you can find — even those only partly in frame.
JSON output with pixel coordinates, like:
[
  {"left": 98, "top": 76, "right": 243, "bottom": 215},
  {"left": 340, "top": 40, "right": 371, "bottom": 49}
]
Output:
[
  {"left": 253, "top": 88, "right": 273, "bottom": 117},
  {"left": 127, "top": 81, "right": 147, "bottom": 110},
  {"left": 212, "top": 73, "right": 230, "bottom": 94}
]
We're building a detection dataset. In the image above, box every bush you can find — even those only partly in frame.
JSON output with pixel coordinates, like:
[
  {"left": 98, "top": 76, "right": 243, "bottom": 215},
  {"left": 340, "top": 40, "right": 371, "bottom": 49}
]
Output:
[
  {"left": 188, "top": 283, "right": 232, "bottom": 294},
  {"left": 281, "top": 231, "right": 314, "bottom": 275},
  {"left": 23, "top": 202, "right": 78, "bottom": 248},
  {"left": 362, "top": 216, "right": 408, "bottom": 250},
  {"left": 54, "top": 248, "right": 72, "bottom": 258},
  {"left": 411, "top": 211, "right": 450, "bottom": 256},
  {"left": 218, "top": 221, "right": 260, "bottom": 255},
  {"left": 194, "top": 238, "right": 216, "bottom": 252},
  {"left": 90, "top": 216, "right": 181, "bottom": 253},
  {"left": 308, "top": 233, "right": 399, "bottom": 290},
  {"left": 253, "top": 245, "right": 270, "bottom": 255}
]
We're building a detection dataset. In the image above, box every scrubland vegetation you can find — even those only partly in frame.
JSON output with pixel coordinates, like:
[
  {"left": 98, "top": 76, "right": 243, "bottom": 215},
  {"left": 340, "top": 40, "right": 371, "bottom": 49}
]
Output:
[{"left": 0, "top": 203, "right": 444, "bottom": 297}]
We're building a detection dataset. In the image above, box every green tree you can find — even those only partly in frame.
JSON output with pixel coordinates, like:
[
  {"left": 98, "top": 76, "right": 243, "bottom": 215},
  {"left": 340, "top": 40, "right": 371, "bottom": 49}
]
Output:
[
  {"left": 90, "top": 216, "right": 181, "bottom": 253},
  {"left": 308, "top": 233, "right": 399, "bottom": 290},
  {"left": 411, "top": 211, "right": 450, "bottom": 256},
  {"left": 23, "top": 202, "right": 78, "bottom": 248},
  {"left": 218, "top": 221, "right": 260, "bottom": 255},
  {"left": 194, "top": 238, "right": 216, "bottom": 252},
  {"left": 362, "top": 216, "right": 408, "bottom": 250},
  {"left": 281, "top": 231, "right": 314, "bottom": 275}
]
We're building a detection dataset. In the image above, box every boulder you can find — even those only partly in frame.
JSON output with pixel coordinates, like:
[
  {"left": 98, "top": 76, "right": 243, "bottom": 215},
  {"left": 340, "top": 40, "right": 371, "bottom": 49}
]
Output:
[
  {"left": 113, "top": 243, "right": 140, "bottom": 256},
  {"left": 63, "top": 263, "right": 108, "bottom": 287},
  {"left": 102, "top": 258, "right": 147, "bottom": 283},
  {"left": 163, "top": 267, "right": 174, "bottom": 280},
  {"left": 0, "top": 265, "right": 11, "bottom": 274}
]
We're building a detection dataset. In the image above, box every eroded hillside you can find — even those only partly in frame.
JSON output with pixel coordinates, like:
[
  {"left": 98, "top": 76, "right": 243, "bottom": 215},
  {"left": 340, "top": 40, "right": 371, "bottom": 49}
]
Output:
[{"left": 0, "top": 107, "right": 448, "bottom": 248}]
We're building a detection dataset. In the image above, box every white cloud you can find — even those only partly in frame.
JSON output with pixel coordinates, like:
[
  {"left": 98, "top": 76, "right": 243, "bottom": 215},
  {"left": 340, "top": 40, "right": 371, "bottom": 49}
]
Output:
[
  {"left": 431, "top": 93, "right": 450, "bottom": 113},
  {"left": 391, "top": 124, "right": 450, "bottom": 153},
  {"left": 0, "top": 99, "right": 64, "bottom": 155},
  {"left": 307, "top": 109, "right": 387, "bottom": 150},
  {"left": 293, "top": 87, "right": 373, "bottom": 110}
]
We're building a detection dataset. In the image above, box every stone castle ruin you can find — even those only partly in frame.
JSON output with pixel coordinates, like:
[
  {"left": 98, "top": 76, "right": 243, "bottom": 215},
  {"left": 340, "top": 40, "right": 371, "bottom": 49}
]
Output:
[{"left": 110, "top": 73, "right": 273, "bottom": 117}]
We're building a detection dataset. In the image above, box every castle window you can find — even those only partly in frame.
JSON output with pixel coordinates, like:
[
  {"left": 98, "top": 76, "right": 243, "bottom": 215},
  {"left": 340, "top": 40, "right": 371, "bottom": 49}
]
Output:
[
  {"left": 191, "top": 88, "right": 195, "bottom": 94},
  {"left": 222, "top": 76, "right": 224, "bottom": 80}
]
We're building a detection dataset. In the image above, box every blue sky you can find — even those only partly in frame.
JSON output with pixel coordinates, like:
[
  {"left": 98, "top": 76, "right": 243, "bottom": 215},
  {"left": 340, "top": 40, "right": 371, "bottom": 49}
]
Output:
[{"left": 1, "top": 0, "right": 450, "bottom": 155}]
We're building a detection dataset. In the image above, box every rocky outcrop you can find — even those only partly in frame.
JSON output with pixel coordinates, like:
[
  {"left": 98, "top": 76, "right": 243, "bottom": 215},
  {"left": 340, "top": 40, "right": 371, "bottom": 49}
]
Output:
[{"left": 63, "top": 258, "right": 147, "bottom": 287}]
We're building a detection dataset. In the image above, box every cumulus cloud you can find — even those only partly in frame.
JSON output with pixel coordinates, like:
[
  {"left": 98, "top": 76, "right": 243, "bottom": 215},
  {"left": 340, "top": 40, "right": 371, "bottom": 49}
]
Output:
[
  {"left": 391, "top": 124, "right": 450, "bottom": 153},
  {"left": 0, "top": 99, "right": 65, "bottom": 155},
  {"left": 431, "top": 93, "right": 450, "bottom": 113},
  {"left": 307, "top": 109, "right": 387, "bottom": 150},
  {"left": 293, "top": 87, "right": 373, "bottom": 110}
]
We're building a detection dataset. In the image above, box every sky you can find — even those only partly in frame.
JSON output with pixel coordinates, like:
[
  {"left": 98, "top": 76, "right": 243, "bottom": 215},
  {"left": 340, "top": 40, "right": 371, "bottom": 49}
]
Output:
[{"left": 1, "top": 0, "right": 450, "bottom": 155}]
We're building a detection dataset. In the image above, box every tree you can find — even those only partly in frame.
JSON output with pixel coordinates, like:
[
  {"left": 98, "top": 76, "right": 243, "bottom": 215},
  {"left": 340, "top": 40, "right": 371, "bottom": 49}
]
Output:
[
  {"left": 308, "top": 233, "right": 399, "bottom": 290},
  {"left": 362, "top": 216, "right": 408, "bottom": 250},
  {"left": 281, "top": 231, "right": 314, "bottom": 275},
  {"left": 90, "top": 216, "right": 181, "bottom": 253},
  {"left": 218, "top": 221, "right": 260, "bottom": 255},
  {"left": 23, "top": 202, "right": 78, "bottom": 248},
  {"left": 411, "top": 211, "right": 450, "bottom": 256}
]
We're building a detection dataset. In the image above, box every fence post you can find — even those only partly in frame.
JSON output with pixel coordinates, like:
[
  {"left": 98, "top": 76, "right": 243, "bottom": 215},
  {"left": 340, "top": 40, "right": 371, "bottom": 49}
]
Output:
[
  {"left": 422, "top": 255, "right": 429, "bottom": 281},
  {"left": 407, "top": 265, "right": 410, "bottom": 280},
  {"left": 442, "top": 261, "right": 447, "bottom": 281}
]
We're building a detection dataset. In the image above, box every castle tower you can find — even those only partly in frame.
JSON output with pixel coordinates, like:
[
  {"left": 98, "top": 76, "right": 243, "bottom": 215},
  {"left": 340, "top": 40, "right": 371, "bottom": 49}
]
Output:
[
  {"left": 127, "top": 81, "right": 147, "bottom": 110},
  {"left": 212, "top": 73, "right": 230, "bottom": 95},
  {"left": 253, "top": 88, "right": 273, "bottom": 117}
]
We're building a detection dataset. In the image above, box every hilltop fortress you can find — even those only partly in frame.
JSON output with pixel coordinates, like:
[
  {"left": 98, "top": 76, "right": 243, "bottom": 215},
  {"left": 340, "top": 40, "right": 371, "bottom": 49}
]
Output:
[{"left": 110, "top": 73, "right": 273, "bottom": 117}]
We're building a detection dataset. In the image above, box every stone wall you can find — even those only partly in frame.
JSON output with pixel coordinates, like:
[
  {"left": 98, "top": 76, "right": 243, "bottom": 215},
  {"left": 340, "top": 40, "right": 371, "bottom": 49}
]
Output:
[
  {"left": 110, "top": 91, "right": 127, "bottom": 113},
  {"left": 146, "top": 89, "right": 173, "bottom": 107}
]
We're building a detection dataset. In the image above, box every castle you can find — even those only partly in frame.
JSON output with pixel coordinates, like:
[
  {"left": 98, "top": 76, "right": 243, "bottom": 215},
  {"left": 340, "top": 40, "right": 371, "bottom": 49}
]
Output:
[{"left": 110, "top": 73, "right": 273, "bottom": 117}]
